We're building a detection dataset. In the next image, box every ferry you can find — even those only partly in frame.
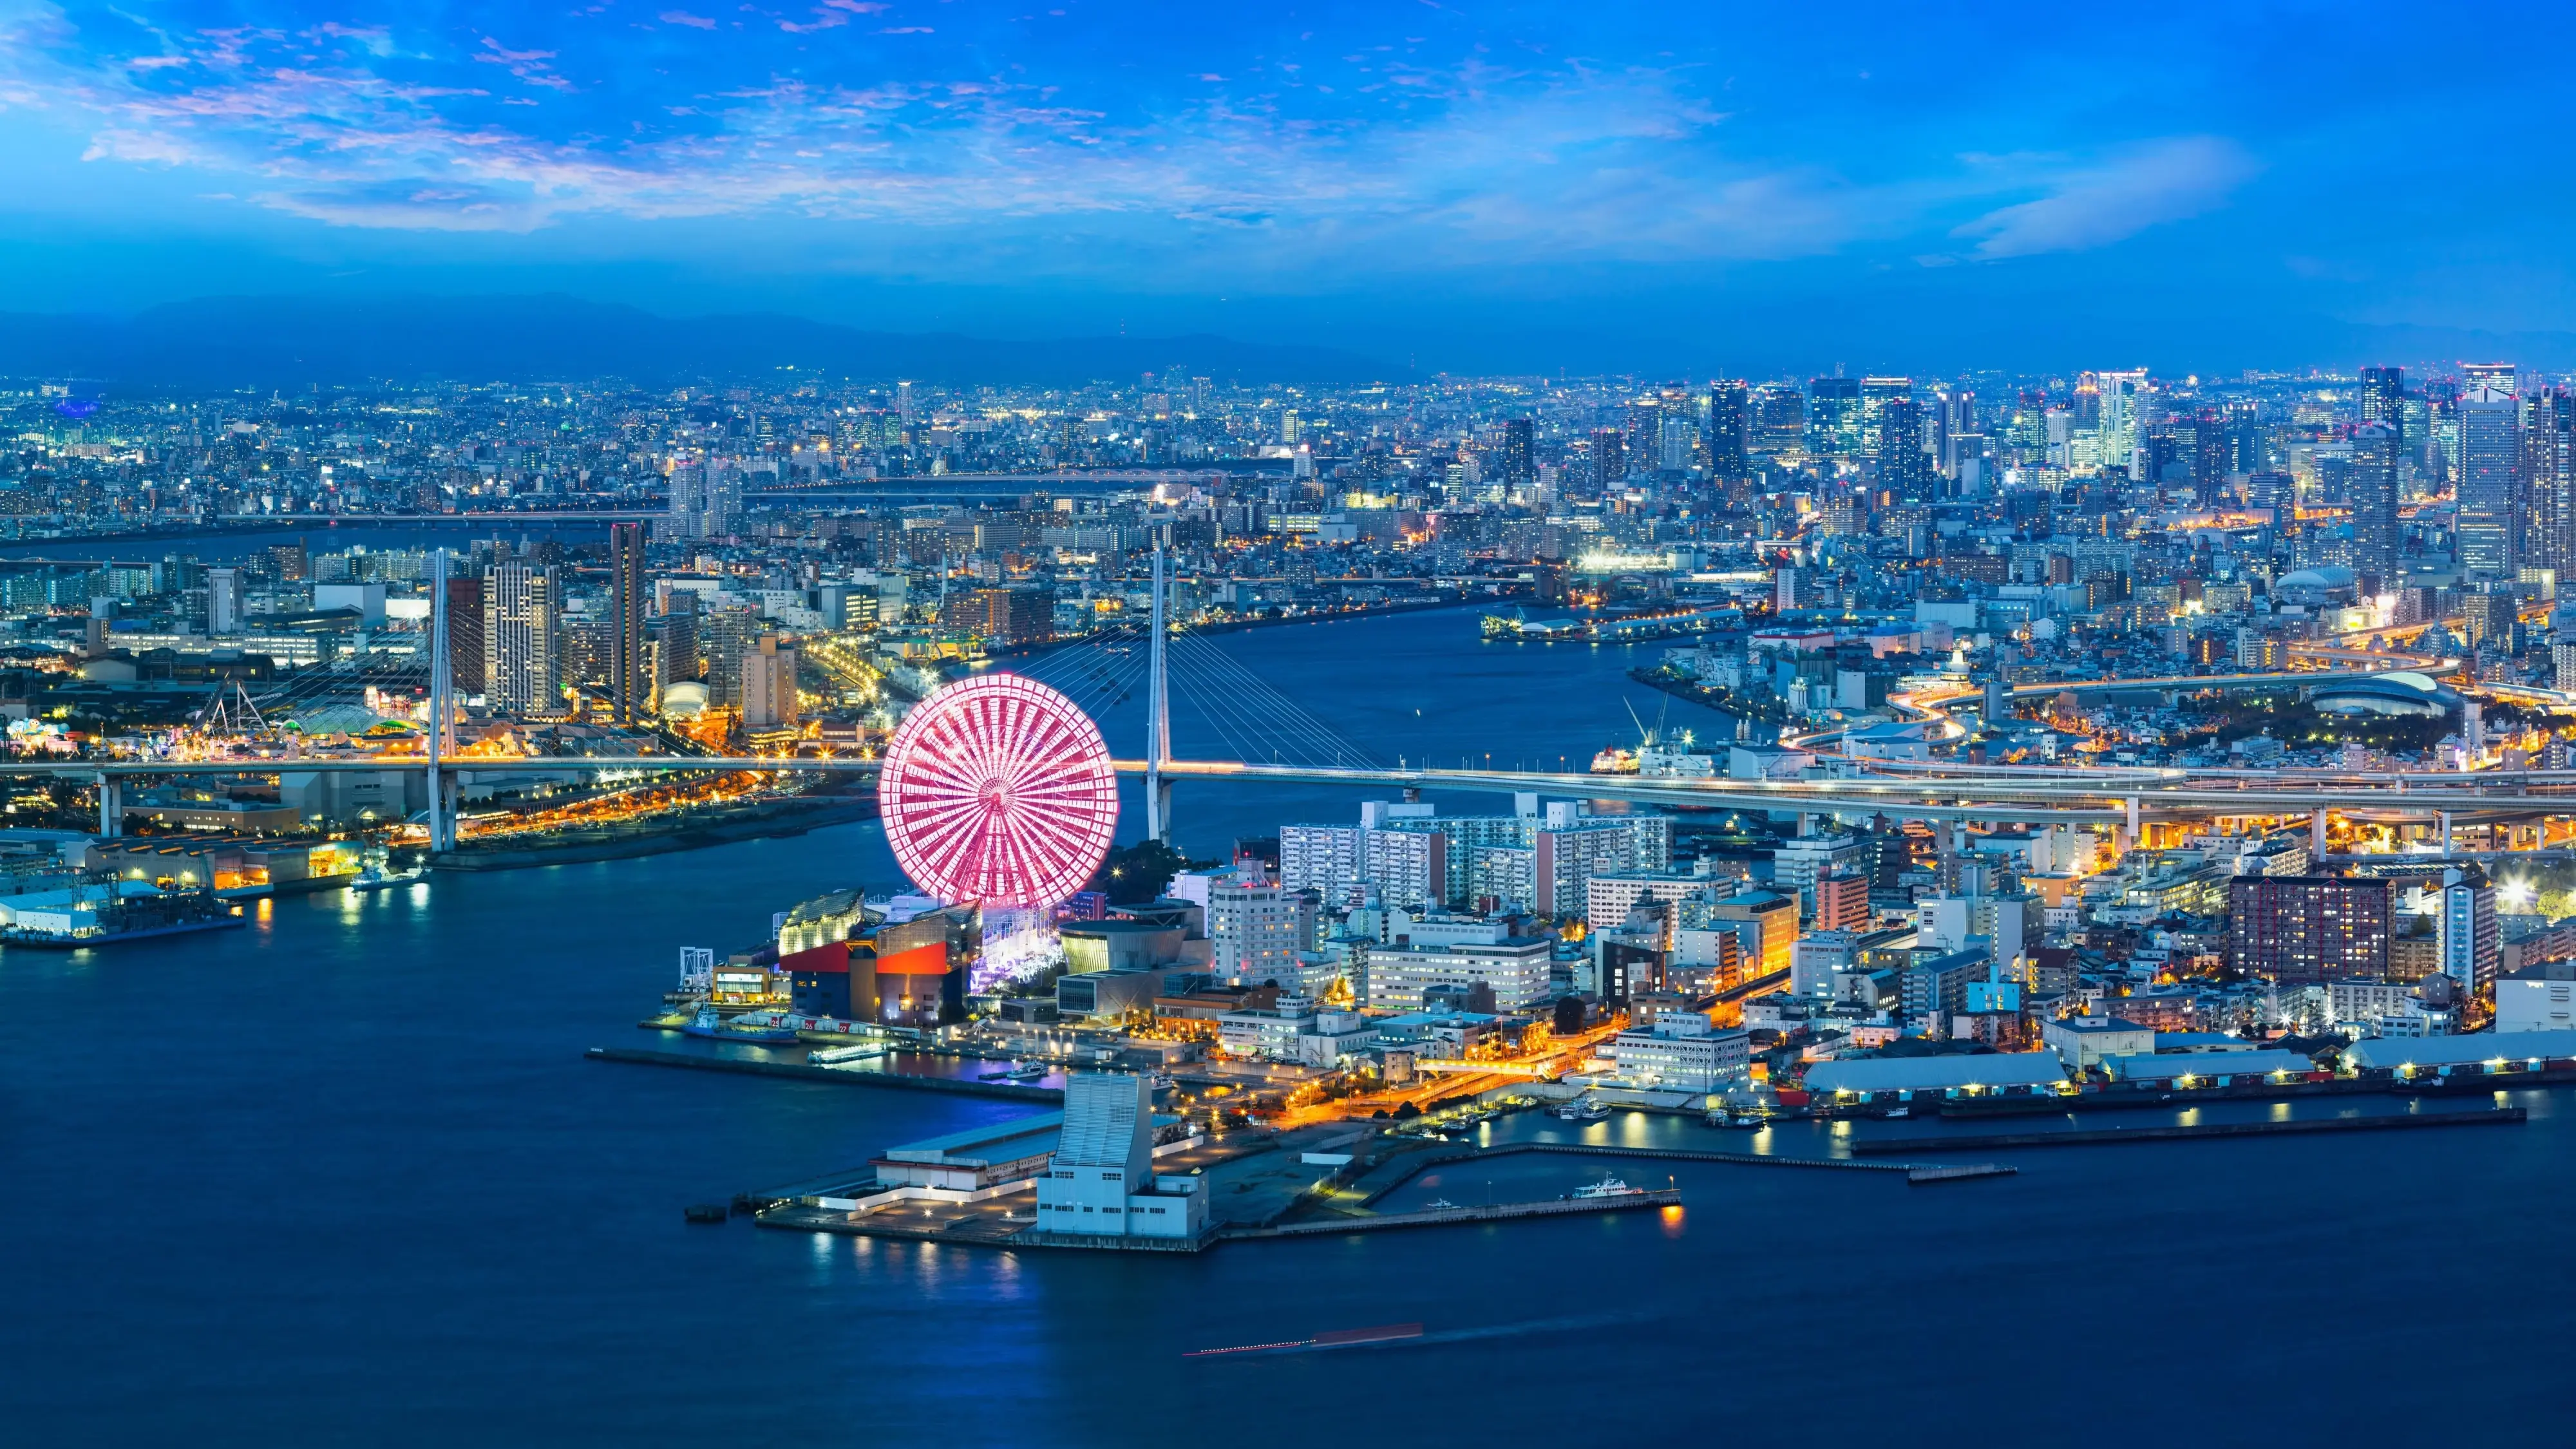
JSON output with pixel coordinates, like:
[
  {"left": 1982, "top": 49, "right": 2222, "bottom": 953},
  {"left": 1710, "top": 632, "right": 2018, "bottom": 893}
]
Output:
[
  {"left": 1005, "top": 1065, "right": 1048, "bottom": 1081},
  {"left": 677, "top": 1007, "right": 799, "bottom": 1045},
  {"left": 1553, "top": 1100, "right": 1611, "bottom": 1122},
  {"left": 1568, "top": 1173, "right": 1647, "bottom": 1200}
]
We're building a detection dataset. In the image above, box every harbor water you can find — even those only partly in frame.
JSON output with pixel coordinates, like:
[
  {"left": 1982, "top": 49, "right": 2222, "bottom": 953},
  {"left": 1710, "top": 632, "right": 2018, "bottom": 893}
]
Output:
[{"left": 6, "top": 606, "right": 2575, "bottom": 1445}]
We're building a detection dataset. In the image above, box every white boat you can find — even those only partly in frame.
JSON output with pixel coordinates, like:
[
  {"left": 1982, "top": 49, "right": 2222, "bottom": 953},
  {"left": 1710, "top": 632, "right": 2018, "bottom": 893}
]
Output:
[
  {"left": 347, "top": 864, "right": 428, "bottom": 893},
  {"left": 1578, "top": 1103, "right": 1612, "bottom": 1121},
  {"left": 1569, "top": 1173, "right": 1646, "bottom": 1199}
]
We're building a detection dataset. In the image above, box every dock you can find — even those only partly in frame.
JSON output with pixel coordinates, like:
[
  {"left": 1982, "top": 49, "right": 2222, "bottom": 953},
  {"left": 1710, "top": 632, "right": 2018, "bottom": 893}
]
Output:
[
  {"left": 1347, "top": 1139, "right": 2014, "bottom": 1204},
  {"left": 1851, "top": 1106, "right": 2527, "bottom": 1155},
  {"left": 584, "top": 1045, "right": 1063, "bottom": 1101}
]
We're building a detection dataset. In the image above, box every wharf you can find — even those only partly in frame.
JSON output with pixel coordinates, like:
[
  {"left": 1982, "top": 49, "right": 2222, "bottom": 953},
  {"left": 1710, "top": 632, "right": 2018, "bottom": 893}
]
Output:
[
  {"left": 585, "top": 1045, "right": 1062, "bottom": 1102},
  {"left": 1853, "top": 1105, "right": 2527, "bottom": 1155},
  {"left": 0, "top": 914, "right": 247, "bottom": 949},
  {"left": 1347, "top": 1139, "right": 2014, "bottom": 1204}
]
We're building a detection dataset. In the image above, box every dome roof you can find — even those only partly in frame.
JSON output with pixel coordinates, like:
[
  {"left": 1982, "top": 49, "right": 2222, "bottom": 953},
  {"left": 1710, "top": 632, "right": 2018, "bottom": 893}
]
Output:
[{"left": 2275, "top": 565, "right": 2358, "bottom": 591}]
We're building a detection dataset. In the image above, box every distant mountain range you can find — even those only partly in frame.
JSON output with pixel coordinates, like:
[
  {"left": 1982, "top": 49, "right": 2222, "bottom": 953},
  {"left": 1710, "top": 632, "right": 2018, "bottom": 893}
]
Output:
[{"left": 0, "top": 294, "right": 1408, "bottom": 391}]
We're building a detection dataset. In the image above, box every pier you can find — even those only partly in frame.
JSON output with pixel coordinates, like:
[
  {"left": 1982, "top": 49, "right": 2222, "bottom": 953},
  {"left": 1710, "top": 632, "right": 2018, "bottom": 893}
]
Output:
[
  {"left": 584, "top": 1045, "right": 1063, "bottom": 1102},
  {"left": 1851, "top": 1106, "right": 2528, "bottom": 1155}
]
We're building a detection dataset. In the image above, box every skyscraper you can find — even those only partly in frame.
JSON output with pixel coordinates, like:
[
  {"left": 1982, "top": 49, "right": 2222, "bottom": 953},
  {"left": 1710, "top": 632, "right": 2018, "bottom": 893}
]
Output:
[
  {"left": 2459, "top": 385, "right": 2523, "bottom": 580},
  {"left": 1875, "top": 398, "right": 1932, "bottom": 501},
  {"left": 2463, "top": 361, "right": 2517, "bottom": 397},
  {"left": 205, "top": 567, "right": 243, "bottom": 636},
  {"left": 1858, "top": 376, "right": 1913, "bottom": 455},
  {"left": 608, "top": 522, "right": 647, "bottom": 726},
  {"left": 1808, "top": 377, "right": 1862, "bottom": 457},
  {"left": 2524, "top": 389, "right": 2575, "bottom": 581},
  {"left": 484, "top": 560, "right": 564, "bottom": 719},
  {"left": 1707, "top": 381, "right": 1748, "bottom": 478},
  {"left": 1590, "top": 428, "right": 1626, "bottom": 489},
  {"left": 444, "top": 573, "right": 485, "bottom": 701},
  {"left": 2360, "top": 366, "right": 2405, "bottom": 427},
  {"left": 741, "top": 634, "right": 800, "bottom": 731},
  {"left": 1499, "top": 417, "right": 1534, "bottom": 482},
  {"left": 2347, "top": 421, "right": 2401, "bottom": 592}
]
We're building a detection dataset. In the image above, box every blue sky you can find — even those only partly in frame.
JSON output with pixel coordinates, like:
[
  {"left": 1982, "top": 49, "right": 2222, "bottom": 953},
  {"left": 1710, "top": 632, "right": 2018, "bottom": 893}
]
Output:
[{"left": 0, "top": 1, "right": 2569, "bottom": 372}]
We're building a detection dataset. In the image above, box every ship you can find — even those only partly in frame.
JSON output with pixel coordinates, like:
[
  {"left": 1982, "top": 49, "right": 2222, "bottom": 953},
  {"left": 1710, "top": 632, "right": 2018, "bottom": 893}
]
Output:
[
  {"left": 677, "top": 1006, "right": 799, "bottom": 1044},
  {"left": 347, "top": 863, "right": 429, "bottom": 893},
  {"left": 1567, "top": 1173, "right": 1646, "bottom": 1200}
]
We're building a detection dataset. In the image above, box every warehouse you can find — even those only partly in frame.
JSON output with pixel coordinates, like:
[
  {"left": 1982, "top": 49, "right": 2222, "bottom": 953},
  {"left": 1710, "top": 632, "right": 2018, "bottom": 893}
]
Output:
[{"left": 1802, "top": 1052, "right": 2072, "bottom": 1102}]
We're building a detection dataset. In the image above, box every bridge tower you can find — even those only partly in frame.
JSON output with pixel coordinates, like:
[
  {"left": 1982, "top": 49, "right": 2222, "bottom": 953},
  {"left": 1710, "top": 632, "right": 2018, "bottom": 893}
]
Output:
[{"left": 1145, "top": 540, "right": 1173, "bottom": 842}]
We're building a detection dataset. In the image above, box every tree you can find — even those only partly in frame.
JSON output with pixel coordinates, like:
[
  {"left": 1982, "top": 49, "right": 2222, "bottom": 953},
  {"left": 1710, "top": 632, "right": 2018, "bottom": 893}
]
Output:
[
  {"left": 1088, "top": 838, "right": 1191, "bottom": 904},
  {"left": 1552, "top": 995, "right": 1587, "bottom": 1035},
  {"left": 1394, "top": 1100, "right": 1422, "bottom": 1119}
]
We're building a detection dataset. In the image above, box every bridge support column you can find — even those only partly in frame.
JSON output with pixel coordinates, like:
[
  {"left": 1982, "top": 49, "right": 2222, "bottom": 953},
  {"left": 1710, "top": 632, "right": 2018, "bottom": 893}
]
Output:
[
  {"left": 2438, "top": 810, "right": 2452, "bottom": 855},
  {"left": 2122, "top": 795, "right": 2139, "bottom": 849},
  {"left": 96, "top": 772, "right": 122, "bottom": 838},
  {"left": 2312, "top": 808, "right": 2327, "bottom": 862}
]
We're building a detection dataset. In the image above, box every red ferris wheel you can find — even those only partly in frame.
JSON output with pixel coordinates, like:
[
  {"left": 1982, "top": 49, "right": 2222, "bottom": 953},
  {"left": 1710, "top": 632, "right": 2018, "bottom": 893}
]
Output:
[{"left": 876, "top": 673, "right": 1120, "bottom": 911}]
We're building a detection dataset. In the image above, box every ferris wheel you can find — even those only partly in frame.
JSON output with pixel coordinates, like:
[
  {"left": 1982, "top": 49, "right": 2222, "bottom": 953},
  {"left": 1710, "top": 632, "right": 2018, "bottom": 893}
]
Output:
[{"left": 876, "top": 673, "right": 1120, "bottom": 911}]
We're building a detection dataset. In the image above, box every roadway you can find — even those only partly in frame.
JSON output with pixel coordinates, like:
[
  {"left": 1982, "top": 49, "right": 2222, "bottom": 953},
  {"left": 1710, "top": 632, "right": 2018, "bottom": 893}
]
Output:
[{"left": 29, "top": 751, "right": 2576, "bottom": 828}]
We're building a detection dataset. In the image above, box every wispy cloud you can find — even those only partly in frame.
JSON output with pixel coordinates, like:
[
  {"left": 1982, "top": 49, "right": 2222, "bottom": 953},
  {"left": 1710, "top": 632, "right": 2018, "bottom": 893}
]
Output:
[
  {"left": 0, "top": 6, "right": 2259, "bottom": 281},
  {"left": 1952, "top": 137, "right": 2259, "bottom": 259}
]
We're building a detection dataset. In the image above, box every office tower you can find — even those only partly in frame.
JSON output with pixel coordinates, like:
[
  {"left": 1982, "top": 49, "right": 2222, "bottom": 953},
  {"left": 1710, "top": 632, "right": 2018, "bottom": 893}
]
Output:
[
  {"left": 2224, "top": 875, "right": 2391, "bottom": 982},
  {"left": 2459, "top": 385, "right": 2523, "bottom": 579},
  {"left": 267, "top": 543, "right": 308, "bottom": 582},
  {"left": 1808, "top": 377, "right": 1862, "bottom": 456},
  {"left": 1708, "top": 381, "right": 1748, "bottom": 478},
  {"left": 1499, "top": 417, "right": 1533, "bottom": 482},
  {"left": 2463, "top": 362, "right": 2517, "bottom": 397},
  {"left": 2524, "top": 390, "right": 2575, "bottom": 580},
  {"left": 205, "top": 567, "right": 244, "bottom": 636},
  {"left": 1756, "top": 383, "right": 1807, "bottom": 444},
  {"left": 896, "top": 380, "right": 917, "bottom": 426},
  {"left": 2360, "top": 366, "right": 2405, "bottom": 427},
  {"left": 1858, "top": 377, "right": 1913, "bottom": 453},
  {"left": 740, "top": 634, "right": 800, "bottom": 730},
  {"left": 483, "top": 560, "right": 564, "bottom": 719},
  {"left": 1876, "top": 399, "right": 1932, "bottom": 500},
  {"left": 2094, "top": 368, "right": 2147, "bottom": 466},
  {"left": 2347, "top": 422, "right": 2401, "bottom": 592},
  {"left": 444, "top": 574, "right": 484, "bottom": 699},
  {"left": 608, "top": 522, "right": 647, "bottom": 726},
  {"left": 1591, "top": 429, "right": 1626, "bottom": 489}
]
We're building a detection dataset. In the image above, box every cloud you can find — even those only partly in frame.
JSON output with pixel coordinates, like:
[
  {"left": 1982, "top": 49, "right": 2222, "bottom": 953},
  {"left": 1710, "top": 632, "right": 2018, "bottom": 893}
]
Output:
[
  {"left": 0, "top": 10, "right": 2260, "bottom": 288},
  {"left": 1952, "top": 136, "right": 2258, "bottom": 259}
]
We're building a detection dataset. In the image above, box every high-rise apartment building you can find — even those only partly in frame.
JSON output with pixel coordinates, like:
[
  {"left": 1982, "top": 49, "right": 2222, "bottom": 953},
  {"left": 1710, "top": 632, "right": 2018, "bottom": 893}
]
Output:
[
  {"left": 1499, "top": 417, "right": 1534, "bottom": 482},
  {"left": 443, "top": 574, "right": 484, "bottom": 701},
  {"left": 740, "top": 634, "right": 799, "bottom": 730},
  {"left": 2225, "top": 875, "right": 2391, "bottom": 982},
  {"left": 1589, "top": 428, "right": 1626, "bottom": 489},
  {"left": 484, "top": 560, "right": 564, "bottom": 719},
  {"left": 206, "top": 567, "right": 244, "bottom": 636},
  {"left": 2524, "top": 389, "right": 2576, "bottom": 580},
  {"left": 608, "top": 522, "right": 647, "bottom": 725},
  {"left": 699, "top": 605, "right": 761, "bottom": 709},
  {"left": 2459, "top": 385, "right": 2523, "bottom": 579},
  {"left": 2347, "top": 422, "right": 2401, "bottom": 591}
]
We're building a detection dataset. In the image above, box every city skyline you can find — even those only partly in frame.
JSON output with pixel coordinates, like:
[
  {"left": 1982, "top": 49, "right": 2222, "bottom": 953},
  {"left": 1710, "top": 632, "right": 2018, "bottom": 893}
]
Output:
[{"left": 4, "top": 3, "right": 2575, "bottom": 372}]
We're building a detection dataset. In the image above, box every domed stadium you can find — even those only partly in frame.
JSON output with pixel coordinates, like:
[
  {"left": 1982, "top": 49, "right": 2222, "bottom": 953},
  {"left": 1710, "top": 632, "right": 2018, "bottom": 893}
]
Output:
[{"left": 2309, "top": 670, "right": 2456, "bottom": 718}]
